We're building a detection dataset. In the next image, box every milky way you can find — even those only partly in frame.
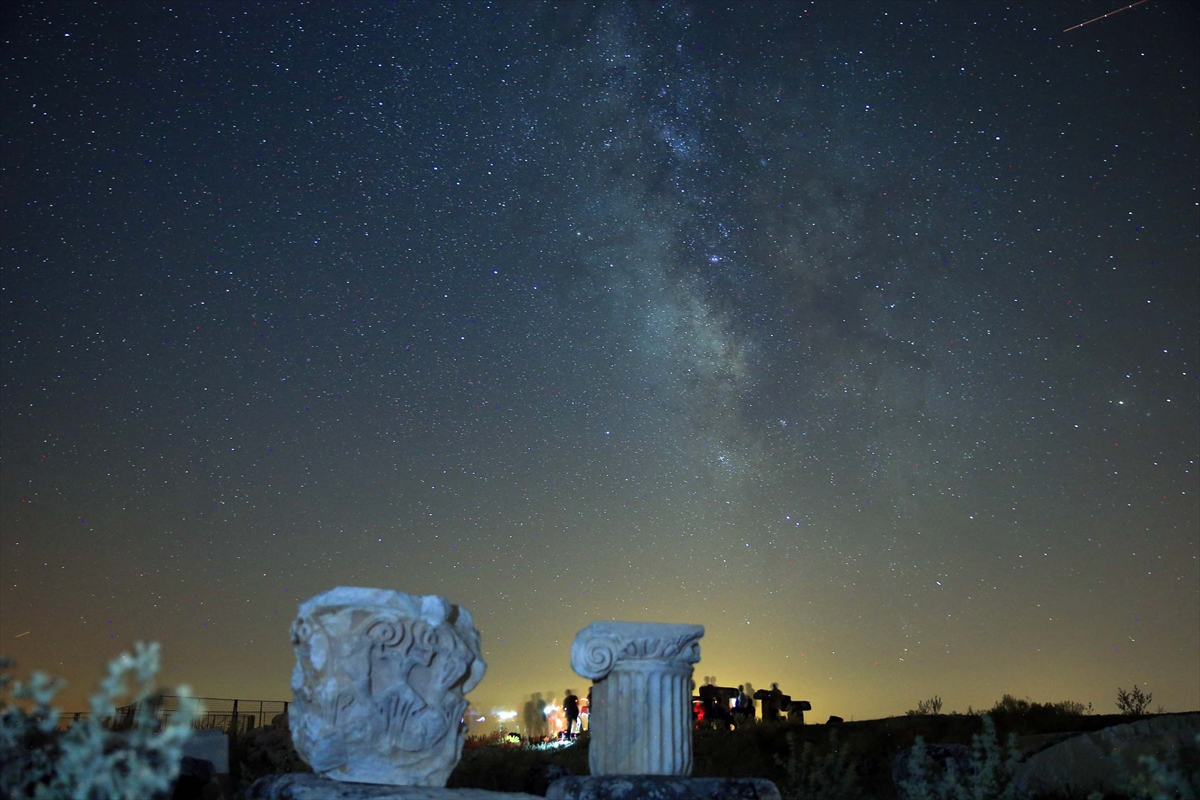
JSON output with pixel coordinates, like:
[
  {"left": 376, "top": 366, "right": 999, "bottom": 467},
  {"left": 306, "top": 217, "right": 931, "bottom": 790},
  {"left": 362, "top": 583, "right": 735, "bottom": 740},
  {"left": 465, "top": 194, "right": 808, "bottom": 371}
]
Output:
[{"left": 2, "top": 1, "right": 1196, "bottom": 723}]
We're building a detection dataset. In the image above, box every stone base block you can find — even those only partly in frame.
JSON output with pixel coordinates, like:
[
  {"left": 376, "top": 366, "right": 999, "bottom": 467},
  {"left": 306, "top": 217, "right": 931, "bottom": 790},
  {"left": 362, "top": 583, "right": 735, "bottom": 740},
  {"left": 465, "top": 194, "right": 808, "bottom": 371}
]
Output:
[
  {"left": 248, "top": 773, "right": 542, "bottom": 800},
  {"left": 546, "top": 776, "right": 781, "bottom": 800}
]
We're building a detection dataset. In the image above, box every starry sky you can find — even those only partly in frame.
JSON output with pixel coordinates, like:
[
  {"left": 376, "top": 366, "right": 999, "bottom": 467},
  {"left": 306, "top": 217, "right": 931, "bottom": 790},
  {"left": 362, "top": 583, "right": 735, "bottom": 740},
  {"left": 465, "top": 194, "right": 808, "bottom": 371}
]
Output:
[{"left": 2, "top": 1, "right": 1197, "bottom": 725}]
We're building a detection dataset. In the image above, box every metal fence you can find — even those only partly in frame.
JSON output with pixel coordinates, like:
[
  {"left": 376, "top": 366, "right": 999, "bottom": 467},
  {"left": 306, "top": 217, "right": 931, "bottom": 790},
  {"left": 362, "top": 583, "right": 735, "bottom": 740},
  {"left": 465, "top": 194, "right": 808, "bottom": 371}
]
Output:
[{"left": 58, "top": 696, "right": 288, "bottom": 735}]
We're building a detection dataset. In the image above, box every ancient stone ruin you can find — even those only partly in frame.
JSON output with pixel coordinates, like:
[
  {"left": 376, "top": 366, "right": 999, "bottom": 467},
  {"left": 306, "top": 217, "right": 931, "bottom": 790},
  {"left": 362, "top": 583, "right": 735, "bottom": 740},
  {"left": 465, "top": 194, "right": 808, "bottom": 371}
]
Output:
[
  {"left": 569, "top": 620, "right": 704, "bottom": 777},
  {"left": 287, "top": 587, "right": 486, "bottom": 787},
  {"left": 253, "top": 589, "right": 781, "bottom": 800},
  {"left": 546, "top": 620, "right": 780, "bottom": 799}
]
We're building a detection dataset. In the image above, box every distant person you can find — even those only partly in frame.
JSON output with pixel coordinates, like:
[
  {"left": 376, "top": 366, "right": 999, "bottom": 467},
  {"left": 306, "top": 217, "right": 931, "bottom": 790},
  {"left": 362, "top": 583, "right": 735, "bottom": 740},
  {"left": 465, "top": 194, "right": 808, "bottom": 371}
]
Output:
[
  {"left": 766, "top": 682, "right": 784, "bottom": 722},
  {"left": 522, "top": 695, "right": 539, "bottom": 742},
  {"left": 698, "top": 682, "right": 716, "bottom": 723},
  {"left": 735, "top": 684, "right": 754, "bottom": 721},
  {"left": 563, "top": 689, "right": 580, "bottom": 739},
  {"left": 524, "top": 692, "right": 548, "bottom": 742}
]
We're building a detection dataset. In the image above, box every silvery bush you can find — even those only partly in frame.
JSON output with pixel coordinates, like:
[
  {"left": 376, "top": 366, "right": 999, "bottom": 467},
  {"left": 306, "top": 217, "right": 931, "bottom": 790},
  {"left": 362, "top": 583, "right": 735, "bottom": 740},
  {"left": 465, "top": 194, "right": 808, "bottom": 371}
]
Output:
[{"left": 0, "top": 642, "right": 200, "bottom": 800}]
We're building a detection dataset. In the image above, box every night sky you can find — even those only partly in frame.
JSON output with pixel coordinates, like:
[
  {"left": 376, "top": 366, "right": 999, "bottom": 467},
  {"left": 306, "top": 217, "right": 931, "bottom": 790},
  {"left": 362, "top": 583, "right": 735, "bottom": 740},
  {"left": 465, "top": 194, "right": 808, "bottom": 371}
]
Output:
[{"left": 2, "top": 1, "right": 1197, "bottom": 725}]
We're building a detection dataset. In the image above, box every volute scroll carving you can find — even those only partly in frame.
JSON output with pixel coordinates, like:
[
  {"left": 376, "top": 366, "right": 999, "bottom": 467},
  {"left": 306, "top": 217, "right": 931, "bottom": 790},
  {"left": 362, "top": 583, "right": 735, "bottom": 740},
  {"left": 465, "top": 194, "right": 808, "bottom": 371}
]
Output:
[{"left": 289, "top": 587, "right": 485, "bottom": 787}]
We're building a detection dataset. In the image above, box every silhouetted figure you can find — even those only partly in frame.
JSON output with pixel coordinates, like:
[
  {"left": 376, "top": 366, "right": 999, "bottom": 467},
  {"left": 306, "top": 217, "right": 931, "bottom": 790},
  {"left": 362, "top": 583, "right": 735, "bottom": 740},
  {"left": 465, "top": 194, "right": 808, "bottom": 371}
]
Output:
[
  {"left": 698, "top": 681, "right": 717, "bottom": 723},
  {"left": 696, "top": 680, "right": 737, "bottom": 730},
  {"left": 735, "top": 684, "right": 755, "bottom": 722},
  {"left": 523, "top": 692, "right": 548, "bottom": 742},
  {"left": 563, "top": 689, "right": 580, "bottom": 739},
  {"left": 755, "top": 682, "right": 786, "bottom": 722}
]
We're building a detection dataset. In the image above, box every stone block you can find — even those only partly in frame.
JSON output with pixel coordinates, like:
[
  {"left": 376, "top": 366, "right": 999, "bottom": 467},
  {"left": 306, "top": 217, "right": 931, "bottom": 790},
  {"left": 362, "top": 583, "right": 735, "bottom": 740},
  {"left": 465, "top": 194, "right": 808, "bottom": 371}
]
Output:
[
  {"left": 289, "top": 587, "right": 486, "bottom": 786},
  {"left": 248, "top": 773, "right": 542, "bottom": 799},
  {"left": 546, "top": 775, "right": 781, "bottom": 799},
  {"left": 181, "top": 728, "right": 228, "bottom": 774},
  {"left": 1013, "top": 712, "right": 1200, "bottom": 796}
]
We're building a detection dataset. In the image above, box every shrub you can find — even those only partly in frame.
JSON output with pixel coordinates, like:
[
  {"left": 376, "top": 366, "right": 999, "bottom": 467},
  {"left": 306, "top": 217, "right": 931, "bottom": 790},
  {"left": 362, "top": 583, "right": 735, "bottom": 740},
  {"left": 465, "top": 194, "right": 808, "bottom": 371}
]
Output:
[
  {"left": 233, "top": 711, "right": 310, "bottom": 796},
  {"left": 1116, "top": 685, "right": 1154, "bottom": 716},
  {"left": 1051, "top": 699, "right": 1093, "bottom": 716},
  {"left": 898, "top": 714, "right": 1021, "bottom": 800},
  {"left": 985, "top": 694, "right": 1095, "bottom": 734},
  {"left": 448, "top": 735, "right": 586, "bottom": 793},
  {"left": 908, "top": 696, "right": 944, "bottom": 716},
  {"left": 0, "top": 643, "right": 201, "bottom": 800},
  {"left": 1121, "top": 732, "right": 1200, "bottom": 800},
  {"left": 776, "top": 729, "right": 859, "bottom": 800},
  {"left": 989, "top": 694, "right": 1031, "bottom": 717}
]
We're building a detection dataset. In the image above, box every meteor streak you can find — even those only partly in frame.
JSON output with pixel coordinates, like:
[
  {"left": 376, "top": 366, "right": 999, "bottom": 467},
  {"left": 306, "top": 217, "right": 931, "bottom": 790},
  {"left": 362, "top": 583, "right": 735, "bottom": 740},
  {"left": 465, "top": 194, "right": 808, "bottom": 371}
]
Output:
[{"left": 1063, "top": 0, "right": 1149, "bottom": 33}]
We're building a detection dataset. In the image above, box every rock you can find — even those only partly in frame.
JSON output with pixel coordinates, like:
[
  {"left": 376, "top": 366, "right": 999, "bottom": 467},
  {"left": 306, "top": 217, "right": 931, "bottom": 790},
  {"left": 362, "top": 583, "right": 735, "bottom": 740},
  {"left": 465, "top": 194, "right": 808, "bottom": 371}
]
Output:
[
  {"left": 288, "top": 588, "right": 486, "bottom": 787},
  {"left": 522, "top": 761, "right": 575, "bottom": 795},
  {"left": 570, "top": 621, "right": 704, "bottom": 777},
  {"left": 546, "top": 775, "right": 781, "bottom": 799},
  {"left": 248, "top": 773, "right": 541, "bottom": 799},
  {"left": 182, "top": 729, "right": 228, "bottom": 774},
  {"left": 237, "top": 713, "right": 311, "bottom": 793},
  {"left": 752, "top": 686, "right": 788, "bottom": 723},
  {"left": 1012, "top": 712, "right": 1200, "bottom": 797},
  {"left": 787, "top": 700, "right": 811, "bottom": 724},
  {"left": 170, "top": 756, "right": 219, "bottom": 800}
]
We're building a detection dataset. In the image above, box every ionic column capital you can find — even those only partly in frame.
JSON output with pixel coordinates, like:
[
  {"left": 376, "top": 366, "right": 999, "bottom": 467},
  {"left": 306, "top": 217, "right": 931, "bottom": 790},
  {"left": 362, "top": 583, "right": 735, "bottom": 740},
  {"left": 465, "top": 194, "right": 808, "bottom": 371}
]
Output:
[{"left": 570, "top": 621, "right": 704, "bottom": 680}]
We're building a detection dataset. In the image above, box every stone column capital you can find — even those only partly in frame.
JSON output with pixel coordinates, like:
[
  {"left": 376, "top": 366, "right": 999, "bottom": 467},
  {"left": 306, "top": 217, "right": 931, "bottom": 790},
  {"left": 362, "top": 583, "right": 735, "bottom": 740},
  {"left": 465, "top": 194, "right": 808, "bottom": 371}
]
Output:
[
  {"left": 570, "top": 621, "right": 704, "bottom": 680},
  {"left": 570, "top": 621, "right": 704, "bottom": 776},
  {"left": 288, "top": 587, "right": 485, "bottom": 787}
]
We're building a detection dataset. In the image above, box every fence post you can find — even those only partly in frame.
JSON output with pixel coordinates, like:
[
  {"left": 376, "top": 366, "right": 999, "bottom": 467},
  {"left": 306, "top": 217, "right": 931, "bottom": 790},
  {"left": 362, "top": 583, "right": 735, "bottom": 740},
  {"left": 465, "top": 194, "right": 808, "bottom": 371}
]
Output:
[{"left": 229, "top": 699, "right": 241, "bottom": 788}]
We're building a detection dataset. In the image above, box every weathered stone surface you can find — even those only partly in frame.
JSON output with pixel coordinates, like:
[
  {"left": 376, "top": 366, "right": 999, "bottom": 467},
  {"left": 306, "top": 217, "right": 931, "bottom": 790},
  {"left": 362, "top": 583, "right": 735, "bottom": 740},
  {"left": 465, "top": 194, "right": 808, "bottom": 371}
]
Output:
[
  {"left": 546, "top": 775, "right": 781, "bottom": 800},
  {"left": 248, "top": 773, "right": 540, "bottom": 799},
  {"left": 1012, "top": 712, "right": 1200, "bottom": 796},
  {"left": 289, "top": 587, "right": 486, "bottom": 786},
  {"left": 180, "top": 728, "right": 228, "bottom": 773},
  {"left": 571, "top": 621, "right": 703, "bottom": 777}
]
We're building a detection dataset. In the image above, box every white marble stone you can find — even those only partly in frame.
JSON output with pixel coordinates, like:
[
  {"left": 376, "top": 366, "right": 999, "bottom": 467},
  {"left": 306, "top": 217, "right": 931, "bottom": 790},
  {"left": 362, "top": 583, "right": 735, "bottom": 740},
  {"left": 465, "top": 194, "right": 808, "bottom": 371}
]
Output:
[
  {"left": 570, "top": 621, "right": 704, "bottom": 777},
  {"left": 289, "top": 587, "right": 486, "bottom": 786}
]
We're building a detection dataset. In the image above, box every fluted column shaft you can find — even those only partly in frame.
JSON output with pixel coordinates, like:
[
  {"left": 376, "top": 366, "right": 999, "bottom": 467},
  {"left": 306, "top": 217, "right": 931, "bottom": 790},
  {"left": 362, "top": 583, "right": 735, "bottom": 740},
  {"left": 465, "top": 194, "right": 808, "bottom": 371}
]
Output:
[
  {"left": 590, "top": 659, "right": 694, "bottom": 776},
  {"left": 569, "top": 621, "right": 704, "bottom": 777}
]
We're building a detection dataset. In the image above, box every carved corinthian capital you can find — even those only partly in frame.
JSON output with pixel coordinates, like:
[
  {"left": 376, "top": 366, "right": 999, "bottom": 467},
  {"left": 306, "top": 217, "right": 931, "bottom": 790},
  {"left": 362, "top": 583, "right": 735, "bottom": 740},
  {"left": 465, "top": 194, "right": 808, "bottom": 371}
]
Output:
[
  {"left": 288, "top": 587, "right": 485, "bottom": 787},
  {"left": 570, "top": 621, "right": 703, "bottom": 776}
]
